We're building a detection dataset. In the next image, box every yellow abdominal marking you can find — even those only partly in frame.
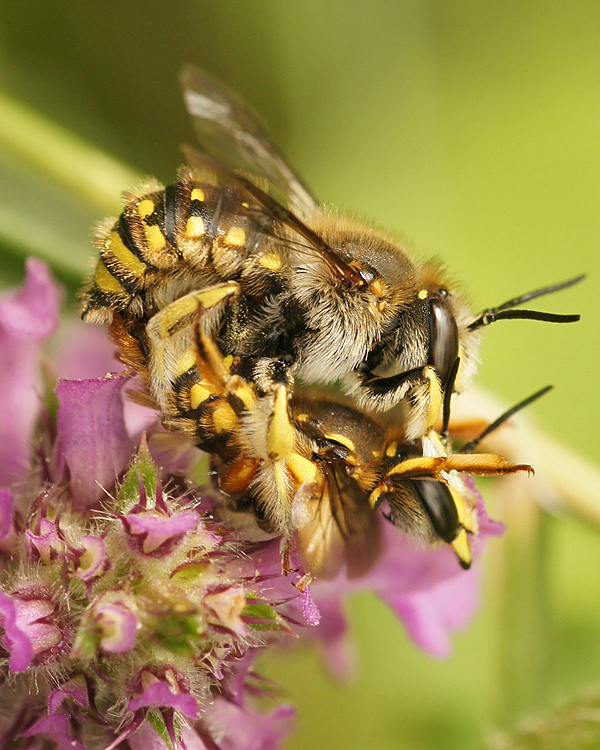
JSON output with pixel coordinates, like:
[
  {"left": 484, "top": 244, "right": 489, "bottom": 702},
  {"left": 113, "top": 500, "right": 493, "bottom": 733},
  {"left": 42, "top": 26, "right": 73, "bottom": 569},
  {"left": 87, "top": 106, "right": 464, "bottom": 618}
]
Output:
[
  {"left": 176, "top": 349, "right": 197, "bottom": 375},
  {"left": 190, "top": 383, "right": 211, "bottom": 409},
  {"left": 286, "top": 453, "right": 318, "bottom": 484},
  {"left": 385, "top": 441, "right": 397, "bottom": 458},
  {"left": 185, "top": 216, "right": 205, "bottom": 237},
  {"left": 190, "top": 188, "right": 205, "bottom": 202},
  {"left": 324, "top": 432, "right": 355, "bottom": 452},
  {"left": 212, "top": 402, "right": 237, "bottom": 433},
  {"left": 137, "top": 199, "right": 155, "bottom": 219},
  {"left": 259, "top": 253, "right": 282, "bottom": 271},
  {"left": 145, "top": 224, "right": 166, "bottom": 252},
  {"left": 418, "top": 289, "right": 428, "bottom": 300},
  {"left": 94, "top": 261, "right": 125, "bottom": 294},
  {"left": 106, "top": 232, "right": 146, "bottom": 277},
  {"left": 225, "top": 226, "right": 246, "bottom": 247}
]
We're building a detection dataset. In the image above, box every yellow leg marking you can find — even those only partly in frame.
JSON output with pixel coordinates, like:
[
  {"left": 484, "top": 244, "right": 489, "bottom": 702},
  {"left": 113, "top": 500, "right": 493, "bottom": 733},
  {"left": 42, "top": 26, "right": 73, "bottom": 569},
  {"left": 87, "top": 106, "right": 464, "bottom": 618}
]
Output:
[
  {"left": 448, "top": 486, "right": 471, "bottom": 530},
  {"left": 225, "top": 226, "right": 246, "bottom": 247},
  {"left": 176, "top": 348, "right": 197, "bottom": 376},
  {"left": 212, "top": 402, "right": 237, "bottom": 433},
  {"left": 286, "top": 453, "right": 318, "bottom": 485},
  {"left": 273, "top": 460, "right": 290, "bottom": 509},
  {"left": 444, "top": 454, "right": 534, "bottom": 476},
  {"left": 190, "top": 187, "right": 205, "bottom": 202},
  {"left": 106, "top": 232, "right": 146, "bottom": 277},
  {"left": 157, "top": 296, "right": 199, "bottom": 338},
  {"left": 154, "top": 283, "right": 239, "bottom": 339},
  {"left": 324, "top": 432, "right": 355, "bottom": 452},
  {"left": 185, "top": 216, "right": 205, "bottom": 237},
  {"left": 369, "top": 486, "right": 384, "bottom": 509},
  {"left": 196, "top": 330, "right": 231, "bottom": 387},
  {"left": 190, "top": 383, "right": 212, "bottom": 409},
  {"left": 267, "top": 386, "right": 294, "bottom": 461},
  {"left": 195, "top": 283, "right": 239, "bottom": 310},
  {"left": 384, "top": 456, "right": 445, "bottom": 479},
  {"left": 94, "top": 261, "right": 126, "bottom": 294},
  {"left": 423, "top": 366, "right": 443, "bottom": 433},
  {"left": 145, "top": 224, "right": 166, "bottom": 253},
  {"left": 137, "top": 199, "right": 155, "bottom": 219},
  {"left": 259, "top": 253, "right": 282, "bottom": 271},
  {"left": 233, "top": 383, "right": 255, "bottom": 410},
  {"left": 451, "top": 528, "right": 472, "bottom": 569},
  {"left": 385, "top": 441, "right": 398, "bottom": 458}
]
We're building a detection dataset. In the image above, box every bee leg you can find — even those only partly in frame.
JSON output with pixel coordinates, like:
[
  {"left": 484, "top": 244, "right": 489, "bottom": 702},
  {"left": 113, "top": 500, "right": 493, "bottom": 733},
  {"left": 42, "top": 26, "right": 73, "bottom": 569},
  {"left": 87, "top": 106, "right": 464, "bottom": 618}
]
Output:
[
  {"left": 145, "top": 282, "right": 240, "bottom": 411},
  {"left": 352, "top": 365, "right": 443, "bottom": 440}
]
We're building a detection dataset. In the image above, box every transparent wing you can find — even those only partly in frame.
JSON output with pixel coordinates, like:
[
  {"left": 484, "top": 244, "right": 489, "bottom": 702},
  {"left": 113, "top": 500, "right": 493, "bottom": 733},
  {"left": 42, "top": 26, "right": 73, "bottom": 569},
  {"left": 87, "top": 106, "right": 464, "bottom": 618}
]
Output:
[
  {"left": 180, "top": 65, "right": 317, "bottom": 217},
  {"left": 182, "top": 145, "right": 367, "bottom": 288},
  {"left": 292, "top": 459, "right": 381, "bottom": 580}
]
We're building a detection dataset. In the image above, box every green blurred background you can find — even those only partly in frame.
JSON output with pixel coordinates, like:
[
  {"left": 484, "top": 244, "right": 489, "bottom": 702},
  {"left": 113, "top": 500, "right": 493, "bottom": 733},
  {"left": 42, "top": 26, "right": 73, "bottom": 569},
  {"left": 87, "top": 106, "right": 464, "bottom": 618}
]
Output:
[{"left": 0, "top": 2, "right": 599, "bottom": 749}]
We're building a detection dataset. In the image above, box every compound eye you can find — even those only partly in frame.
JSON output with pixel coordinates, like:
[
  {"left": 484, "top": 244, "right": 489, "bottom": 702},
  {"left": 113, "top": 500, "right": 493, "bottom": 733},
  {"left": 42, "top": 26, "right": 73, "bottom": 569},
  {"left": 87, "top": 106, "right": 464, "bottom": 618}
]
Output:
[
  {"left": 412, "top": 480, "right": 459, "bottom": 543},
  {"left": 429, "top": 298, "right": 459, "bottom": 388}
]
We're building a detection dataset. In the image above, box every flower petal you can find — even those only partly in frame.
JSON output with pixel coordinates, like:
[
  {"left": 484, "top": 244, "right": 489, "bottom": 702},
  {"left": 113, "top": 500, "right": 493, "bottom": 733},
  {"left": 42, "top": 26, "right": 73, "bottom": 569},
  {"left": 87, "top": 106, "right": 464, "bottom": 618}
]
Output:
[
  {"left": 56, "top": 376, "right": 134, "bottom": 506},
  {"left": 0, "top": 259, "right": 60, "bottom": 485},
  {"left": 128, "top": 680, "right": 199, "bottom": 719},
  {"left": 201, "top": 698, "right": 295, "bottom": 750},
  {"left": 0, "top": 590, "right": 33, "bottom": 671},
  {"left": 23, "top": 713, "right": 85, "bottom": 750},
  {"left": 0, "top": 488, "right": 14, "bottom": 540},
  {"left": 388, "top": 566, "right": 480, "bottom": 658}
]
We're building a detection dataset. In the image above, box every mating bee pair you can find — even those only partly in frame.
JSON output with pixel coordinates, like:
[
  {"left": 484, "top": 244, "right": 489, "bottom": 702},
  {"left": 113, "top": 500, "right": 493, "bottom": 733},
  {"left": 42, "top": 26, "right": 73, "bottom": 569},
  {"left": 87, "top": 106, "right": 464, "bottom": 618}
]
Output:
[{"left": 82, "top": 67, "right": 580, "bottom": 581}]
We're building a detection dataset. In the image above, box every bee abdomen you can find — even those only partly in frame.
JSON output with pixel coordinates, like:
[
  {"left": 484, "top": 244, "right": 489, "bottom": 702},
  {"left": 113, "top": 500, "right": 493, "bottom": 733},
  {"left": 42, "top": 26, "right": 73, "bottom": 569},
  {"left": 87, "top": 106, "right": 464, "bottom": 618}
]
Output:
[{"left": 82, "top": 176, "right": 276, "bottom": 325}]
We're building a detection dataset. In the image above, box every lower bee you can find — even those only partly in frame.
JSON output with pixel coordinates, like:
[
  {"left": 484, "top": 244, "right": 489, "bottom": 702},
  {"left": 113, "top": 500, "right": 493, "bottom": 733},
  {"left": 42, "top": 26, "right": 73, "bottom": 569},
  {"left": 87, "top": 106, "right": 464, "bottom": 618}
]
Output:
[
  {"left": 133, "top": 320, "right": 535, "bottom": 582},
  {"left": 81, "top": 66, "right": 582, "bottom": 441}
]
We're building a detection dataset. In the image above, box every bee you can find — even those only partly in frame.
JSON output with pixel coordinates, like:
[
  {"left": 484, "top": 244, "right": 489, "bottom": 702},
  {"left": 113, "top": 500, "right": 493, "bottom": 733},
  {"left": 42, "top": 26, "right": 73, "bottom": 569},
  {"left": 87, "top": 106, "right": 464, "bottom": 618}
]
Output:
[
  {"left": 150, "top": 326, "right": 537, "bottom": 582},
  {"left": 81, "top": 67, "right": 582, "bottom": 440}
]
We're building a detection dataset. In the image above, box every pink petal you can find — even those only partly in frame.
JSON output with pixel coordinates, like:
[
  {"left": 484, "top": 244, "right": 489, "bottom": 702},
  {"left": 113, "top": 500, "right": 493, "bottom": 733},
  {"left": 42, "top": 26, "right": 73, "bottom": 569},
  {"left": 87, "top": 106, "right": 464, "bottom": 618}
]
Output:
[
  {"left": 56, "top": 377, "right": 134, "bottom": 506},
  {"left": 128, "top": 681, "right": 199, "bottom": 719},
  {"left": 23, "top": 713, "right": 85, "bottom": 750},
  {"left": 0, "top": 259, "right": 60, "bottom": 485},
  {"left": 0, "top": 590, "right": 33, "bottom": 671},
  {"left": 0, "top": 488, "right": 14, "bottom": 540},
  {"left": 389, "top": 566, "right": 480, "bottom": 658}
]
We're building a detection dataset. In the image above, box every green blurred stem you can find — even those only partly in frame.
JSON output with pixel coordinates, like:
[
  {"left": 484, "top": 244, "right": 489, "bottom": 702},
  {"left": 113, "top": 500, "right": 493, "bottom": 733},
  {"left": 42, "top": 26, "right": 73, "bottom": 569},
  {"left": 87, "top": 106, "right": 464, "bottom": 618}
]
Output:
[
  {"left": 0, "top": 89, "right": 140, "bottom": 216},
  {"left": 0, "top": 204, "right": 87, "bottom": 287}
]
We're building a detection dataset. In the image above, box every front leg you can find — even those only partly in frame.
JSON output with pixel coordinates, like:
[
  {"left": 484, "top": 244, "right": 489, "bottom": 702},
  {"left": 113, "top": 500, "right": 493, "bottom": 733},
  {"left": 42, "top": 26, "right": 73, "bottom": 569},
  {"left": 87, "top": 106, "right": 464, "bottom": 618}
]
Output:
[{"left": 346, "top": 365, "right": 443, "bottom": 441}]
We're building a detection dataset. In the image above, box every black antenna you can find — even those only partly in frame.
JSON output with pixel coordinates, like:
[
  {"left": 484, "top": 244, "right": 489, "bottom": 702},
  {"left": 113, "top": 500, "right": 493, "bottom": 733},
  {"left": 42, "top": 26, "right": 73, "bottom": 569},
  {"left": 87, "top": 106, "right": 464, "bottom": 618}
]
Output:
[
  {"left": 441, "top": 357, "right": 460, "bottom": 441},
  {"left": 462, "top": 385, "right": 553, "bottom": 454},
  {"left": 468, "top": 275, "right": 584, "bottom": 331}
]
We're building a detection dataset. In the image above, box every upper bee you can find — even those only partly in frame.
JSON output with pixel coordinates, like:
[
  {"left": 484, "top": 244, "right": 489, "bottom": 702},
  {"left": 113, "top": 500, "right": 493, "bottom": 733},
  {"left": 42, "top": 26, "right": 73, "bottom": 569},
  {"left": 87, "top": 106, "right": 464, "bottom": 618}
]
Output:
[{"left": 82, "top": 66, "right": 580, "bottom": 440}]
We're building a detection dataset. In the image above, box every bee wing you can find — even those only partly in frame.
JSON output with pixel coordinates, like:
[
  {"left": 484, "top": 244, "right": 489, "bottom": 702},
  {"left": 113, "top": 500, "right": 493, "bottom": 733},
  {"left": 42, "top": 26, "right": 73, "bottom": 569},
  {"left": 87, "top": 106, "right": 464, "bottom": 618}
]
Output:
[
  {"left": 182, "top": 143, "right": 367, "bottom": 289},
  {"left": 292, "top": 461, "right": 381, "bottom": 580},
  {"left": 180, "top": 65, "right": 316, "bottom": 217}
]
